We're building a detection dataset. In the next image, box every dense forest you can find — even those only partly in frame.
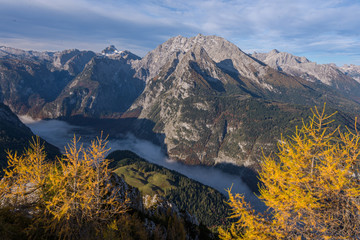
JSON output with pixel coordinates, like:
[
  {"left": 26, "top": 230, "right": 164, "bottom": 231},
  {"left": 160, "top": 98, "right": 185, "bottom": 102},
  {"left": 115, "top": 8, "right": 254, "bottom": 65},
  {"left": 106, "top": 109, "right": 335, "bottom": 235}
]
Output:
[{"left": 108, "top": 150, "right": 231, "bottom": 228}]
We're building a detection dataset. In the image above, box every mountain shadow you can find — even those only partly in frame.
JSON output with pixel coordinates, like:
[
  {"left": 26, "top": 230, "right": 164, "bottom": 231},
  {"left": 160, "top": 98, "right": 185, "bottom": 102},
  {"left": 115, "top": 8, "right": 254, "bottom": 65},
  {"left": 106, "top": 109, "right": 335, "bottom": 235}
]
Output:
[{"left": 60, "top": 116, "right": 168, "bottom": 154}]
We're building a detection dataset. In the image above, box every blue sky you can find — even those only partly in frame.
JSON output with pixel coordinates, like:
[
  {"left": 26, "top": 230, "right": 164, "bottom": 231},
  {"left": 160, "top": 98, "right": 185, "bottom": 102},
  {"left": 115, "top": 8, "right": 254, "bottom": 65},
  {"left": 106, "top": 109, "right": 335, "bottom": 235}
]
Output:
[{"left": 0, "top": 0, "right": 359, "bottom": 65}]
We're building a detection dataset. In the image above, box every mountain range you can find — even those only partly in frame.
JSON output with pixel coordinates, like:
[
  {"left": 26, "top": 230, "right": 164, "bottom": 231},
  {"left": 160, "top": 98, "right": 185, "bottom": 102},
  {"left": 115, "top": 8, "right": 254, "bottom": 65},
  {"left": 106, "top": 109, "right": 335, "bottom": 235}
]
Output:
[{"left": 1, "top": 34, "right": 360, "bottom": 169}]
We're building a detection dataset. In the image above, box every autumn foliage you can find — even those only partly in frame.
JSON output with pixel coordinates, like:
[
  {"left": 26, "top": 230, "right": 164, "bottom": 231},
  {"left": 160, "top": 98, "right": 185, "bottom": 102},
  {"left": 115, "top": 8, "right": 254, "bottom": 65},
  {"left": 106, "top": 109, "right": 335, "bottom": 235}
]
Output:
[
  {"left": 0, "top": 135, "right": 128, "bottom": 239},
  {"left": 220, "top": 106, "right": 360, "bottom": 239}
]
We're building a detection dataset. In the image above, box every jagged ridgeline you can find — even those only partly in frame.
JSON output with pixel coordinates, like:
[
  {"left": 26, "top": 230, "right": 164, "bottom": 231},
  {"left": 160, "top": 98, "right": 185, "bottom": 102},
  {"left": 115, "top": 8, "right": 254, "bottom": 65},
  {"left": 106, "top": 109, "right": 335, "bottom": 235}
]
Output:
[
  {"left": 1, "top": 34, "right": 360, "bottom": 169},
  {"left": 108, "top": 150, "right": 230, "bottom": 227}
]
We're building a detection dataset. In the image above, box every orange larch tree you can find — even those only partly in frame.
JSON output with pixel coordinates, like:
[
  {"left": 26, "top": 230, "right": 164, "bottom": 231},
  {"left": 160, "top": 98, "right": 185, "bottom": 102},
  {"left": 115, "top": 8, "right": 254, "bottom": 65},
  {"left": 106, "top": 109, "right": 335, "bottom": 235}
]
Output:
[
  {"left": 220, "top": 106, "right": 360, "bottom": 239},
  {"left": 45, "top": 135, "right": 128, "bottom": 239},
  {"left": 0, "top": 135, "right": 128, "bottom": 239}
]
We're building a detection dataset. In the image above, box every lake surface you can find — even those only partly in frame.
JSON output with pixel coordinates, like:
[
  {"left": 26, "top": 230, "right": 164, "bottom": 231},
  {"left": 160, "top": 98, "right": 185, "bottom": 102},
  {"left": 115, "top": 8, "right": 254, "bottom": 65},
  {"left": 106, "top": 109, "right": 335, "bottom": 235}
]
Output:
[{"left": 20, "top": 117, "right": 265, "bottom": 211}]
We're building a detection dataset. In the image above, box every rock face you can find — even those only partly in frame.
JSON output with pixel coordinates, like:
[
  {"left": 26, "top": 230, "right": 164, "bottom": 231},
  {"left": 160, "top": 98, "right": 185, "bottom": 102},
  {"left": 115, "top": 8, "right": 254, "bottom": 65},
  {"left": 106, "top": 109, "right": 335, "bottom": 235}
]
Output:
[
  {"left": 0, "top": 46, "right": 143, "bottom": 118},
  {"left": 1, "top": 35, "right": 360, "bottom": 169},
  {"left": 40, "top": 54, "right": 144, "bottom": 118},
  {"left": 52, "top": 49, "right": 96, "bottom": 76},
  {"left": 252, "top": 50, "right": 360, "bottom": 101},
  {"left": 101, "top": 45, "right": 141, "bottom": 60},
  {"left": 133, "top": 34, "right": 299, "bottom": 87},
  {"left": 340, "top": 64, "right": 360, "bottom": 83},
  {"left": 127, "top": 35, "right": 359, "bottom": 167},
  {"left": 0, "top": 48, "right": 94, "bottom": 116},
  {"left": 0, "top": 46, "right": 54, "bottom": 61}
]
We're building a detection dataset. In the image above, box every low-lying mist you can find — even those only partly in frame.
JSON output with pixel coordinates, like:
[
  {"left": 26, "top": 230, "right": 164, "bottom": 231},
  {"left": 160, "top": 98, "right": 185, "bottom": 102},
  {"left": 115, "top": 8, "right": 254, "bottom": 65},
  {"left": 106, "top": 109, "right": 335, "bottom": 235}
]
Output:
[{"left": 22, "top": 118, "right": 265, "bottom": 211}]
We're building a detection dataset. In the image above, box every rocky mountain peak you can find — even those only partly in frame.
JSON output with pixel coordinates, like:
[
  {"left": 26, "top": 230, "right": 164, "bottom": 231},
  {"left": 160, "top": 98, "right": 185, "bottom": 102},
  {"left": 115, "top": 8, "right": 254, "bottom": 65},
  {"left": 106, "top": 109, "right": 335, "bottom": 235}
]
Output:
[
  {"left": 251, "top": 49, "right": 360, "bottom": 98},
  {"left": 101, "top": 46, "right": 140, "bottom": 60},
  {"left": 261, "top": 50, "right": 310, "bottom": 64},
  {"left": 134, "top": 34, "right": 266, "bottom": 83},
  {"left": 2, "top": 35, "right": 360, "bottom": 170},
  {"left": 51, "top": 49, "right": 96, "bottom": 75},
  {"left": 0, "top": 46, "right": 54, "bottom": 61},
  {"left": 52, "top": 49, "right": 81, "bottom": 67},
  {"left": 269, "top": 49, "right": 280, "bottom": 55},
  {"left": 101, "top": 45, "right": 119, "bottom": 55},
  {"left": 340, "top": 64, "right": 360, "bottom": 83}
]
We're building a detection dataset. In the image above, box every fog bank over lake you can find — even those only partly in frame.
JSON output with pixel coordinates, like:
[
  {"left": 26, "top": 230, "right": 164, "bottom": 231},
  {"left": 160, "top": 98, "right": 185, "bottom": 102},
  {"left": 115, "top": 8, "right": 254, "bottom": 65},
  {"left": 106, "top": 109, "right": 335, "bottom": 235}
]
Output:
[{"left": 20, "top": 117, "right": 265, "bottom": 211}]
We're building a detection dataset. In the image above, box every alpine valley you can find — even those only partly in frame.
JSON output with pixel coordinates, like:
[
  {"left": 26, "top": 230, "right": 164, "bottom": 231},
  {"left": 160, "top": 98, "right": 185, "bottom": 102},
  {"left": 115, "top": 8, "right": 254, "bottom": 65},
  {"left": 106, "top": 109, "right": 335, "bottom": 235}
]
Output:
[
  {"left": 1, "top": 34, "right": 360, "bottom": 237},
  {"left": 1, "top": 34, "right": 359, "bottom": 169}
]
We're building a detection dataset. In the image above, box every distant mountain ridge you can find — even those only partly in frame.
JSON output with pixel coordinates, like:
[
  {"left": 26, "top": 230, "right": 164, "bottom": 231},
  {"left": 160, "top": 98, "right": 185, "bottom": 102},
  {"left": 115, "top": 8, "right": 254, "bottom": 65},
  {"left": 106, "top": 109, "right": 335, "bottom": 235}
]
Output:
[
  {"left": 0, "top": 45, "right": 144, "bottom": 118},
  {"left": 340, "top": 64, "right": 360, "bottom": 83},
  {"left": 1, "top": 35, "right": 360, "bottom": 169},
  {"left": 252, "top": 49, "right": 360, "bottom": 102}
]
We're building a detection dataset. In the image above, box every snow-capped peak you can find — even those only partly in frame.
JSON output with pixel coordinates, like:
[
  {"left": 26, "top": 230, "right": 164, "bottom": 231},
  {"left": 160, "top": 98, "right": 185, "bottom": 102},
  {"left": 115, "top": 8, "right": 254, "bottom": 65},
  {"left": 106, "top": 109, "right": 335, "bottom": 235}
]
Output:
[
  {"left": 100, "top": 46, "right": 141, "bottom": 61},
  {"left": 101, "top": 45, "right": 121, "bottom": 56}
]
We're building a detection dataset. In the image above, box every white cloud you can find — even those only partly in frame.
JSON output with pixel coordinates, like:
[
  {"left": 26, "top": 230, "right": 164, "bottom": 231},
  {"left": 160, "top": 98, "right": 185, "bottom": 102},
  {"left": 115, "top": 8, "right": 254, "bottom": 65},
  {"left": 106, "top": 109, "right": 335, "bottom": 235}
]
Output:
[{"left": 0, "top": 0, "right": 359, "bottom": 64}]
